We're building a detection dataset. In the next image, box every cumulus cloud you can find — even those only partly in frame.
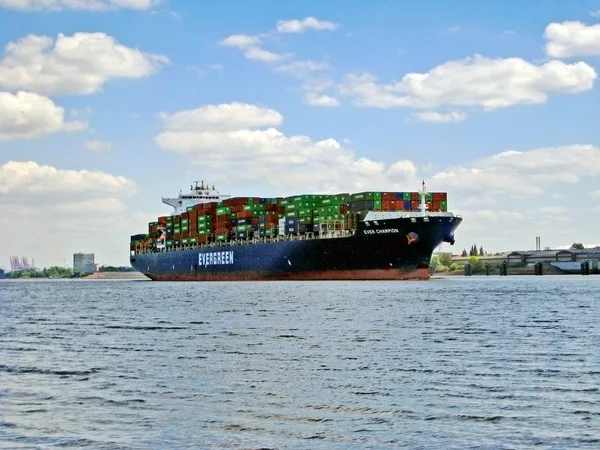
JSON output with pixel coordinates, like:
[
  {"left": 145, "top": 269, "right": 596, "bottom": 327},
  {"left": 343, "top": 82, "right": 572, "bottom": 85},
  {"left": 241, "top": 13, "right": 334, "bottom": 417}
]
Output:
[
  {"left": 0, "top": 0, "right": 163, "bottom": 11},
  {"left": 431, "top": 144, "right": 600, "bottom": 201},
  {"left": 84, "top": 140, "right": 112, "bottom": 152},
  {"left": 159, "top": 102, "right": 283, "bottom": 132},
  {"left": 413, "top": 110, "right": 466, "bottom": 123},
  {"left": 220, "top": 20, "right": 339, "bottom": 106},
  {"left": 220, "top": 33, "right": 286, "bottom": 63},
  {"left": 0, "top": 162, "right": 142, "bottom": 268},
  {"left": 0, "top": 32, "right": 169, "bottom": 95},
  {"left": 275, "top": 60, "right": 338, "bottom": 107},
  {"left": 537, "top": 206, "right": 569, "bottom": 215},
  {"left": 305, "top": 92, "right": 340, "bottom": 106},
  {"left": 0, "top": 160, "right": 136, "bottom": 198},
  {"left": 339, "top": 55, "right": 596, "bottom": 110},
  {"left": 544, "top": 21, "right": 600, "bottom": 58},
  {"left": 276, "top": 17, "right": 339, "bottom": 33},
  {"left": 0, "top": 91, "right": 86, "bottom": 140},
  {"left": 155, "top": 102, "right": 417, "bottom": 193}
]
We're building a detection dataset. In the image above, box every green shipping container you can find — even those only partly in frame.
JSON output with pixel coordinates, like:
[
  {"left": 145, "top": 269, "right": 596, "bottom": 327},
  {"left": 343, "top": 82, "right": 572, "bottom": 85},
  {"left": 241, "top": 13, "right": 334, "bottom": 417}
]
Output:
[
  {"left": 182, "top": 238, "right": 189, "bottom": 245},
  {"left": 216, "top": 234, "right": 227, "bottom": 241},
  {"left": 425, "top": 193, "right": 433, "bottom": 201},
  {"left": 189, "top": 237, "right": 198, "bottom": 244},
  {"left": 166, "top": 240, "right": 173, "bottom": 246},
  {"left": 440, "top": 200, "right": 448, "bottom": 210},
  {"left": 237, "top": 225, "right": 248, "bottom": 232},
  {"left": 217, "top": 207, "right": 232, "bottom": 215},
  {"left": 403, "top": 192, "right": 412, "bottom": 201}
]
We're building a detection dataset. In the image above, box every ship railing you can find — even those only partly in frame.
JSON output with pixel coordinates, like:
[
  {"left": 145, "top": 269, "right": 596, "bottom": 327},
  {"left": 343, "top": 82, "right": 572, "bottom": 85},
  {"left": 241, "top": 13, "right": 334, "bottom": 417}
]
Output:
[{"left": 137, "top": 227, "right": 360, "bottom": 254}]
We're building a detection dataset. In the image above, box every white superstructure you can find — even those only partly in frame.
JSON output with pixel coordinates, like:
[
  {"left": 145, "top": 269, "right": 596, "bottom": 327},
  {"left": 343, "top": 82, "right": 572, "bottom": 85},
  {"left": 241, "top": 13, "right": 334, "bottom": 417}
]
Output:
[{"left": 162, "top": 180, "right": 231, "bottom": 215}]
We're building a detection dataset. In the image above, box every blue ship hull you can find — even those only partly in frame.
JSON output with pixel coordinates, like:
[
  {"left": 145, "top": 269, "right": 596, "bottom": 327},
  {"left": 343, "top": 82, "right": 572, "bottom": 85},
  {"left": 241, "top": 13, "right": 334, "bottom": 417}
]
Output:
[{"left": 130, "top": 215, "right": 462, "bottom": 281}]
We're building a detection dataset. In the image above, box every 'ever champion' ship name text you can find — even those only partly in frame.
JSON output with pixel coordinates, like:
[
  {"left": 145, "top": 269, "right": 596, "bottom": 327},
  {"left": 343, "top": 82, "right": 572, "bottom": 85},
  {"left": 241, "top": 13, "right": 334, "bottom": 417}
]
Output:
[
  {"left": 363, "top": 228, "right": 400, "bottom": 235},
  {"left": 199, "top": 251, "right": 234, "bottom": 267}
]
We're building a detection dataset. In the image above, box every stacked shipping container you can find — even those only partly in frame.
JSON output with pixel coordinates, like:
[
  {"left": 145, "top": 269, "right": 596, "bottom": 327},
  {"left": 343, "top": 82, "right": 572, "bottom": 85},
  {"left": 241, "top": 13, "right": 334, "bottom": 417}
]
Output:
[{"left": 132, "top": 190, "right": 448, "bottom": 251}]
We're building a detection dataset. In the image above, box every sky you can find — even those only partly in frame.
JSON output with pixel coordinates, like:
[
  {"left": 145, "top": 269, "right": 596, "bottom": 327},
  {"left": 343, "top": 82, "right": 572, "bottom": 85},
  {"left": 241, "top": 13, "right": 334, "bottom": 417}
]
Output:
[{"left": 0, "top": 0, "right": 599, "bottom": 269}]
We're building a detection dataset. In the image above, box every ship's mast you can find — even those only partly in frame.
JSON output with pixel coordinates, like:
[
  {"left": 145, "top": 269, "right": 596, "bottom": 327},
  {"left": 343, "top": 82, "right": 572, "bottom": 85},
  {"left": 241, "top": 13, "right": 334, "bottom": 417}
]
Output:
[{"left": 419, "top": 180, "right": 427, "bottom": 215}]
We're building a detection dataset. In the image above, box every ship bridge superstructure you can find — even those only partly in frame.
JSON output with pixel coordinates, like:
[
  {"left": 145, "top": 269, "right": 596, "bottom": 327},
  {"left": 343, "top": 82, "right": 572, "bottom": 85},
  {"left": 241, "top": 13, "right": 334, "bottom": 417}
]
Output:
[{"left": 162, "top": 180, "right": 231, "bottom": 215}]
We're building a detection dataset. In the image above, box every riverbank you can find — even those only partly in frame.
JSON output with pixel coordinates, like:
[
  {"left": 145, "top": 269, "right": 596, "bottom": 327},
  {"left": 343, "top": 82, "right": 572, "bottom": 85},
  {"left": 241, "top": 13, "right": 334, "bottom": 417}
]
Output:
[{"left": 83, "top": 272, "right": 149, "bottom": 280}]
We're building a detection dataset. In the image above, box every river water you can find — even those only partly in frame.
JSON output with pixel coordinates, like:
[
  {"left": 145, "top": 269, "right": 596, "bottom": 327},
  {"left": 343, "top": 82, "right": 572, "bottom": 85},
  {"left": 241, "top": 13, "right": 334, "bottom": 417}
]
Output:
[{"left": 1, "top": 276, "right": 599, "bottom": 449}]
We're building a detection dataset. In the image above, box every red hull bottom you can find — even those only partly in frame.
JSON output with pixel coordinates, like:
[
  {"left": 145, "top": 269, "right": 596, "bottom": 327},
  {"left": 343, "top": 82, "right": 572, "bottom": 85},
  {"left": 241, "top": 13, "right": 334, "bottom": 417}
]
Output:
[{"left": 145, "top": 268, "right": 431, "bottom": 281}]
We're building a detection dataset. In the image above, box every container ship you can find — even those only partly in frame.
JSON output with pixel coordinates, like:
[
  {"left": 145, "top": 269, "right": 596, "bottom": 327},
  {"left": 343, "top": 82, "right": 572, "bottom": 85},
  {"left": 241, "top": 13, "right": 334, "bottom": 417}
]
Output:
[{"left": 129, "top": 181, "right": 462, "bottom": 281}]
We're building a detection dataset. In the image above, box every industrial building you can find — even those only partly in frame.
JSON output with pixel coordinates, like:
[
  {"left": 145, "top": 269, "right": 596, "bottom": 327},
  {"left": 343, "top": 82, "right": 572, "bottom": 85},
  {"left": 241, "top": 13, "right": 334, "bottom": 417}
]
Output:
[{"left": 73, "top": 253, "right": 96, "bottom": 274}]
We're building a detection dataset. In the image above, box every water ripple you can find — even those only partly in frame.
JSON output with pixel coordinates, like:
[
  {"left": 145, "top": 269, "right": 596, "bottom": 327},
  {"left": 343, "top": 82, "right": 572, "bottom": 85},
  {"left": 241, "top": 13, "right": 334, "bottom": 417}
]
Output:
[{"left": 1, "top": 276, "right": 599, "bottom": 448}]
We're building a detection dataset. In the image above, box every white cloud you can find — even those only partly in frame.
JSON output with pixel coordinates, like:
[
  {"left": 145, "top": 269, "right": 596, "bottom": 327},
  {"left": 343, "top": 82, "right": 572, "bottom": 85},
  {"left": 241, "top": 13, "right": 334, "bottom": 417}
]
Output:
[
  {"left": 244, "top": 46, "right": 286, "bottom": 62},
  {"left": 0, "top": 32, "right": 169, "bottom": 95},
  {"left": 537, "top": 206, "right": 569, "bottom": 214},
  {"left": 413, "top": 110, "right": 466, "bottom": 123},
  {"left": 0, "top": 91, "right": 86, "bottom": 140},
  {"left": 220, "top": 27, "right": 336, "bottom": 103},
  {"left": 275, "top": 60, "right": 331, "bottom": 78},
  {"left": 155, "top": 102, "right": 417, "bottom": 193},
  {"left": 448, "top": 26, "right": 462, "bottom": 32},
  {"left": 275, "top": 60, "right": 337, "bottom": 107},
  {"left": 159, "top": 102, "right": 283, "bottom": 132},
  {"left": 0, "top": 160, "right": 135, "bottom": 197},
  {"left": 339, "top": 55, "right": 596, "bottom": 110},
  {"left": 431, "top": 144, "right": 600, "bottom": 201},
  {"left": 591, "top": 10, "right": 600, "bottom": 18},
  {"left": 305, "top": 92, "right": 340, "bottom": 106},
  {"left": 0, "top": 0, "right": 162, "bottom": 11},
  {"left": 276, "top": 17, "right": 339, "bottom": 34},
  {"left": 219, "top": 33, "right": 286, "bottom": 63},
  {"left": 220, "top": 34, "right": 261, "bottom": 49},
  {"left": 544, "top": 21, "right": 600, "bottom": 58},
  {"left": 589, "top": 190, "right": 600, "bottom": 197},
  {"left": 84, "top": 139, "right": 112, "bottom": 152}
]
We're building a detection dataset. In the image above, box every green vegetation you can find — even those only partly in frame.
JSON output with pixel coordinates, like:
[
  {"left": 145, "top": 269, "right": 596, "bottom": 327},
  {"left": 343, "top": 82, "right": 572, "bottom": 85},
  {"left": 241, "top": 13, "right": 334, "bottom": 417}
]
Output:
[
  {"left": 7, "top": 267, "right": 75, "bottom": 278},
  {"left": 468, "top": 255, "right": 486, "bottom": 273},
  {"left": 98, "top": 266, "right": 136, "bottom": 272},
  {"left": 571, "top": 243, "right": 584, "bottom": 250},
  {"left": 6, "top": 265, "right": 135, "bottom": 278},
  {"left": 430, "top": 253, "right": 464, "bottom": 274},
  {"left": 462, "top": 244, "right": 485, "bottom": 256}
]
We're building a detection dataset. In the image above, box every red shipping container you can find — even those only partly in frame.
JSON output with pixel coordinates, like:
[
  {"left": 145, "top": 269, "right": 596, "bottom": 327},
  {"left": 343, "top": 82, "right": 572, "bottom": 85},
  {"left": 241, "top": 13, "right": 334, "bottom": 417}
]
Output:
[
  {"left": 382, "top": 200, "right": 391, "bottom": 211},
  {"left": 340, "top": 204, "right": 348, "bottom": 214},
  {"left": 411, "top": 192, "right": 419, "bottom": 201},
  {"left": 440, "top": 192, "right": 447, "bottom": 201},
  {"left": 411, "top": 200, "right": 419, "bottom": 210},
  {"left": 432, "top": 200, "right": 440, "bottom": 211}
]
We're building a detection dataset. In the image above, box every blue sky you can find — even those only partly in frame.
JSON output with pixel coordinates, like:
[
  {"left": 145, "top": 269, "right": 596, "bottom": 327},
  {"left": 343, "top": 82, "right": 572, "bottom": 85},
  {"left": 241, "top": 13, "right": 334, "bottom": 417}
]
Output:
[{"left": 1, "top": 0, "right": 599, "bottom": 268}]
